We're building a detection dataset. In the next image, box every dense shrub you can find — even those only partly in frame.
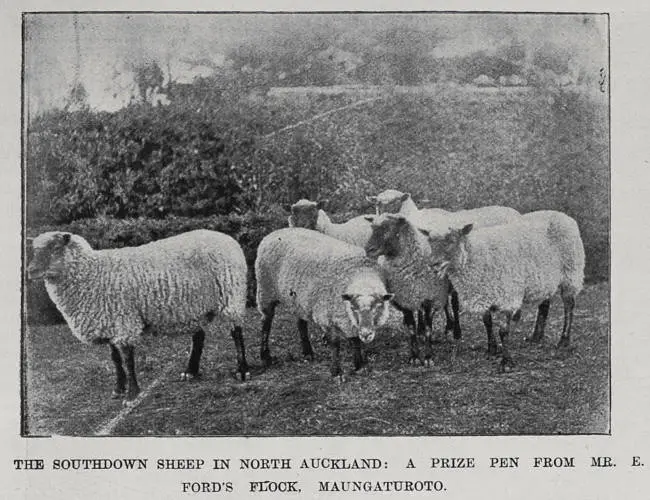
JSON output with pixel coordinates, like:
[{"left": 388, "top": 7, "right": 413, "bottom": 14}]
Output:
[{"left": 25, "top": 212, "right": 288, "bottom": 324}]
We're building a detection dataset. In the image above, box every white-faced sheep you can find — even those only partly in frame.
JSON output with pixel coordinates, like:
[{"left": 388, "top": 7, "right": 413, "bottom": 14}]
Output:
[
  {"left": 255, "top": 227, "right": 393, "bottom": 380},
  {"left": 364, "top": 213, "right": 450, "bottom": 366},
  {"left": 423, "top": 210, "right": 585, "bottom": 371},
  {"left": 288, "top": 199, "right": 373, "bottom": 248},
  {"left": 27, "top": 230, "right": 249, "bottom": 401}
]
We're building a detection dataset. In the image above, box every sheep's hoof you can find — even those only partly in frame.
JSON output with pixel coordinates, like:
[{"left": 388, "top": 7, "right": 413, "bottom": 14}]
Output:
[
  {"left": 180, "top": 372, "right": 201, "bottom": 381},
  {"left": 556, "top": 337, "right": 571, "bottom": 349},
  {"left": 423, "top": 358, "right": 433, "bottom": 368},
  {"left": 303, "top": 353, "right": 315, "bottom": 363},
  {"left": 239, "top": 371, "right": 251, "bottom": 382},
  {"left": 261, "top": 354, "right": 277, "bottom": 367},
  {"left": 486, "top": 344, "right": 499, "bottom": 358},
  {"left": 526, "top": 334, "right": 544, "bottom": 344},
  {"left": 498, "top": 359, "right": 515, "bottom": 373},
  {"left": 335, "top": 374, "right": 347, "bottom": 385},
  {"left": 111, "top": 388, "right": 126, "bottom": 399}
]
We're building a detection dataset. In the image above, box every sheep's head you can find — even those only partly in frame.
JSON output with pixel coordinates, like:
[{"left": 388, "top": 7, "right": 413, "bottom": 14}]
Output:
[
  {"left": 364, "top": 213, "right": 410, "bottom": 259},
  {"left": 27, "top": 231, "right": 86, "bottom": 281},
  {"left": 342, "top": 292, "right": 394, "bottom": 343},
  {"left": 367, "top": 189, "right": 411, "bottom": 215},
  {"left": 423, "top": 223, "right": 473, "bottom": 277},
  {"left": 290, "top": 199, "right": 320, "bottom": 230}
]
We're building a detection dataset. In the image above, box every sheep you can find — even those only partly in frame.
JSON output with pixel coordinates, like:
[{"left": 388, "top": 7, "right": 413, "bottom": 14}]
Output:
[
  {"left": 423, "top": 210, "right": 585, "bottom": 371},
  {"left": 364, "top": 213, "right": 450, "bottom": 366},
  {"left": 288, "top": 199, "right": 373, "bottom": 247},
  {"left": 367, "top": 189, "right": 522, "bottom": 340},
  {"left": 255, "top": 227, "right": 393, "bottom": 380},
  {"left": 27, "top": 229, "right": 249, "bottom": 401}
]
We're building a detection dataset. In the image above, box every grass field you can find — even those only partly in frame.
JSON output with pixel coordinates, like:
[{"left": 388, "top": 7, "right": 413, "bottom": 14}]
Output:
[{"left": 23, "top": 282, "right": 609, "bottom": 437}]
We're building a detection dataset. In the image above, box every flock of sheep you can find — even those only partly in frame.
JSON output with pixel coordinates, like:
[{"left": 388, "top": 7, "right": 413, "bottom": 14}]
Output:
[{"left": 27, "top": 189, "right": 585, "bottom": 403}]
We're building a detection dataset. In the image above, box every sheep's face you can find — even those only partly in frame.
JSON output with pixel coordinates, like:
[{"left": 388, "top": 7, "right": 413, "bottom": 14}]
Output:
[
  {"left": 365, "top": 214, "right": 407, "bottom": 259},
  {"left": 425, "top": 224, "right": 473, "bottom": 275},
  {"left": 342, "top": 292, "right": 394, "bottom": 343},
  {"left": 290, "top": 200, "right": 319, "bottom": 229},
  {"left": 368, "top": 190, "right": 410, "bottom": 215},
  {"left": 27, "top": 232, "right": 73, "bottom": 281}
]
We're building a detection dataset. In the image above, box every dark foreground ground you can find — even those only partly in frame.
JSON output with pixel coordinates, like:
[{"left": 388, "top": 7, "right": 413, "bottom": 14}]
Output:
[{"left": 23, "top": 282, "right": 609, "bottom": 436}]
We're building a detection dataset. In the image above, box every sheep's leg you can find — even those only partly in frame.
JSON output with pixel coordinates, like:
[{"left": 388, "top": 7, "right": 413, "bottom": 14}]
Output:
[
  {"left": 182, "top": 329, "right": 205, "bottom": 379},
  {"left": 421, "top": 303, "right": 434, "bottom": 367},
  {"left": 499, "top": 312, "right": 517, "bottom": 373},
  {"left": 328, "top": 334, "right": 344, "bottom": 382},
  {"left": 529, "top": 299, "right": 551, "bottom": 343},
  {"left": 451, "top": 288, "right": 462, "bottom": 340},
  {"left": 260, "top": 302, "right": 277, "bottom": 367},
  {"left": 557, "top": 295, "right": 575, "bottom": 348},
  {"left": 483, "top": 310, "right": 498, "bottom": 357},
  {"left": 231, "top": 325, "right": 250, "bottom": 381},
  {"left": 348, "top": 336, "right": 367, "bottom": 372},
  {"left": 109, "top": 343, "right": 126, "bottom": 399},
  {"left": 298, "top": 318, "right": 314, "bottom": 361},
  {"left": 119, "top": 344, "right": 140, "bottom": 401},
  {"left": 404, "top": 309, "right": 421, "bottom": 365}
]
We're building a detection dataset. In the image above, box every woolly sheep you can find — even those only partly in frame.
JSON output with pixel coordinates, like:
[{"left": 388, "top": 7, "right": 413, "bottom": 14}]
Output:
[
  {"left": 364, "top": 213, "right": 450, "bottom": 366},
  {"left": 367, "top": 189, "right": 522, "bottom": 339},
  {"left": 288, "top": 199, "right": 373, "bottom": 247},
  {"left": 27, "top": 230, "right": 249, "bottom": 401},
  {"left": 424, "top": 210, "right": 585, "bottom": 372},
  {"left": 255, "top": 227, "right": 393, "bottom": 380},
  {"left": 367, "top": 189, "right": 521, "bottom": 231}
]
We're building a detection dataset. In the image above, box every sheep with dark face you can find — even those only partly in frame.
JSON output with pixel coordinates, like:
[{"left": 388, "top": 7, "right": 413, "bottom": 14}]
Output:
[
  {"left": 367, "top": 189, "right": 522, "bottom": 340},
  {"left": 424, "top": 210, "right": 585, "bottom": 371},
  {"left": 288, "top": 199, "right": 373, "bottom": 248},
  {"left": 364, "top": 214, "right": 449, "bottom": 366},
  {"left": 27, "top": 230, "right": 249, "bottom": 401},
  {"left": 255, "top": 227, "right": 393, "bottom": 380}
]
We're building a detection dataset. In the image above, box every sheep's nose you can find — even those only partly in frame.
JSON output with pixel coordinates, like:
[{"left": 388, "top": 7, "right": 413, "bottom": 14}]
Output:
[{"left": 359, "top": 329, "right": 375, "bottom": 344}]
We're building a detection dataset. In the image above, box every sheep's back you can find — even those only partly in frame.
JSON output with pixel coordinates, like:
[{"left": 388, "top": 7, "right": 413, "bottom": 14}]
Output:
[
  {"left": 255, "top": 228, "right": 369, "bottom": 320},
  {"left": 457, "top": 221, "right": 564, "bottom": 311},
  {"left": 98, "top": 230, "right": 247, "bottom": 327}
]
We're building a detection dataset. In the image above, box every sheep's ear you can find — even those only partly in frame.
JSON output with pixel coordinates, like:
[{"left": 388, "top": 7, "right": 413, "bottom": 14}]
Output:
[
  {"left": 432, "top": 260, "right": 450, "bottom": 278},
  {"left": 461, "top": 224, "right": 473, "bottom": 236},
  {"left": 341, "top": 293, "right": 354, "bottom": 302},
  {"left": 364, "top": 215, "right": 375, "bottom": 223},
  {"left": 382, "top": 293, "right": 394, "bottom": 302},
  {"left": 366, "top": 195, "right": 377, "bottom": 203},
  {"left": 401, "top": 192, "right": 411, "bottom": 202},
  {"left": 419, "top": 228, "right": 430, "bottom": 237},
  {"left": 287, "top": 216, "right": 295, "bottom": 227}
]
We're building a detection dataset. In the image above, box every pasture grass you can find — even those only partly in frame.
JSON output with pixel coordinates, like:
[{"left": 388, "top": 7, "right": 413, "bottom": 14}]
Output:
[{"left": 23, "top": 282, "right": 609, "bottom": 436}]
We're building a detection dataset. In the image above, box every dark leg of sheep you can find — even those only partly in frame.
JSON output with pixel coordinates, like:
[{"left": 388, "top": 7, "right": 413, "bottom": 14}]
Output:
[
  {"left": 558, "top": 295, "right": 575, "bottom": 348},
  {"left": 231, "top": 325, "right": 250, "bottom": 381},
  {"left": 260, "top": 302, "right": 277, "bottom": 366},
  {"left": 483, "top": 310, "right": 498, "bottom": 357},
  {"left": 349, "top": 337, "right": 367, "bottom": 371},
  {"left": 183, "top": 329, "right": 205, "bottom": 378},
  {"left": 421, "top": 302, "right": 434, "bottom": 367},
  {"left": 119, "top": 344, "right": 140, "bottom": 401},
  {"left": 451, "top": 288, "right": 462, "bottom": 340},
  {"left": 328, "top": 335, "right": 343, "bottom": 379},
  {"left": 298, "top": 318, "right": 314, "bottom": 361},
  {"left": 109, "top": 343, "right": 126, "bottom": 399},
  {"left": 499, "top": 312, "right": 517, "bottom": 373},
  {"left": 405, "top": 309, "right": 421, "bottom": 364},
  {"left": 529, "top": 299, "right": 551, "bottom": 343}
]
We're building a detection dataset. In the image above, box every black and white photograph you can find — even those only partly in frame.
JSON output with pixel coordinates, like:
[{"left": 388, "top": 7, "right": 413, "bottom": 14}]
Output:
[{"left": 21, "top": 12, "right": 611, "bottom": 438}]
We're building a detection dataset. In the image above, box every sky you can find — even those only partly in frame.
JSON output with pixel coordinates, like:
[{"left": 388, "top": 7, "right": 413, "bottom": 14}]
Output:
[{"left": 24, "top": 13, "right": 608, "bottom": 115}]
